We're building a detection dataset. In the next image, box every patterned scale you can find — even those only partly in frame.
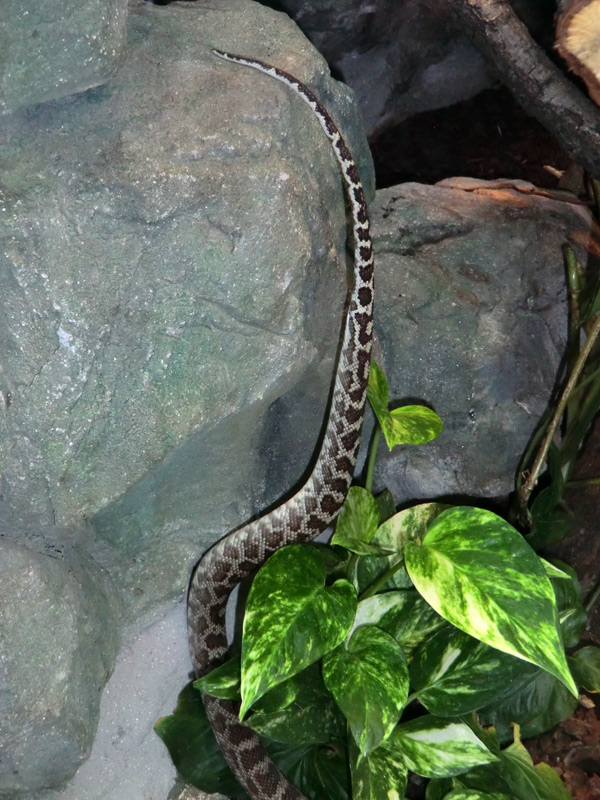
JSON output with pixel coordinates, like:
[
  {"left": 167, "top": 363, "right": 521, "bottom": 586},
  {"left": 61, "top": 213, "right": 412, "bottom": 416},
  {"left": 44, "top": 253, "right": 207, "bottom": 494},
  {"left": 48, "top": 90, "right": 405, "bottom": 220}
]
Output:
[{"left": 187, "top": 49, "right": 375, "bottom": 800}]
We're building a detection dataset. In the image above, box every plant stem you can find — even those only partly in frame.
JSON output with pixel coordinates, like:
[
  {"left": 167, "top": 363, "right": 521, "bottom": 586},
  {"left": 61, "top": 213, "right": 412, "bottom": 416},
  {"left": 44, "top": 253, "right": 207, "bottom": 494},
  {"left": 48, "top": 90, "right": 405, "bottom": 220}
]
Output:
[
  {"left": 365, "top": 425, "right": 381, "bottom": 495},
  {"left": 565, "top": 476, "right": 600, "bottom": 489},
  {"left": 358, "top": 556, "right": 405, "bottom": 601},
  {"left": 405, "top": 691, "right": 418, "bottom": 706},
  {"left": 585, "top": 581, "right": 600, "bottom": 615},
  {"left": 518, "top": 313, "right": 600, "bottom": 508}
]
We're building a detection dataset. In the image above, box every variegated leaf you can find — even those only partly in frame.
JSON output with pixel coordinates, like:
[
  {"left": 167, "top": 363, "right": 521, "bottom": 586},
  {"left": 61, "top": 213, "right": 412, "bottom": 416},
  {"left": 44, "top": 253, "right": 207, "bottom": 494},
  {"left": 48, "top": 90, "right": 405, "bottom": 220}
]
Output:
[
  {"left": 354, "top": 590, "right": 447, "bottom": 659},
  {"left": 322, "top": 625, "right": 409, "bottom": 755},
  {"left": 443, "top": 790, "right": 512, "bottom": 800},
  {"left": 240, "top": 544, "right": 356, "bottom": 717},
  {"left": 367, "top": 361, "right": 443, "bottom": 448},
  {"left": 357, "top": 503, "right": 449, "bottom": 595},
  {"left": 410, "top": 626, "right": 539, "bottom": 716},
  {"left": 391, "top": 715, "right": 497, "bottom": 778},
  {"left": 385, "top": 405, "right": 443, "bottom": 447},
  {"left": 366, "top": 360, "right": 391, "bottom": 424},
  {"left": 404, "top": 507, "right": 577, "bottom": 696},
  {"left": 332, "top": 486, "right": 379, "bottom": 550},
  {"left": 193, "top": 655, "right": 240, "bottom": 700},
  {"left": 350, "top": 735, "right": 408, "bottom": 800},
  {"left": 249, "top": 664, "right": 345, "bottom": 745},
  {"left": 426, "top": 776, "right": 511, "bottom": 800},
  {"left": 249, "top": 691, "right": 344, "bottom": 746}
]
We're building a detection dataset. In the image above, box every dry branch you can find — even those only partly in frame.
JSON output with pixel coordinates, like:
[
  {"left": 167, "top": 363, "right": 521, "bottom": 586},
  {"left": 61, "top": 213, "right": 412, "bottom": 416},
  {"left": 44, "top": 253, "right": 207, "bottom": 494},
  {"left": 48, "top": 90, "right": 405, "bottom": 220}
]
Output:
[{"left": 450, "top": 0, "right": 600, "bottom": 178}]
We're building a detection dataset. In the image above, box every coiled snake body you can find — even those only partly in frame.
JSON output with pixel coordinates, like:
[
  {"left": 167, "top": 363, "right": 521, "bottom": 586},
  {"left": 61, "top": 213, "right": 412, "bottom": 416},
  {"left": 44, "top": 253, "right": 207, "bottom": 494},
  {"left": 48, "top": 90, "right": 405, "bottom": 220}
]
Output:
[{"left": 187, "top": 49, "right": 374, "bottom": 800}]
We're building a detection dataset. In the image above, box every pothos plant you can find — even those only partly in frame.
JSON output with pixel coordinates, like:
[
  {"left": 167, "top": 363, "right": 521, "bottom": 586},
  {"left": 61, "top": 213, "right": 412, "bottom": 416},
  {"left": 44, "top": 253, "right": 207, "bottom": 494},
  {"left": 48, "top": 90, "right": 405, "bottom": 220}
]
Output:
[{"left": 155, "top": 358, "right": 600, "bottom": 800}]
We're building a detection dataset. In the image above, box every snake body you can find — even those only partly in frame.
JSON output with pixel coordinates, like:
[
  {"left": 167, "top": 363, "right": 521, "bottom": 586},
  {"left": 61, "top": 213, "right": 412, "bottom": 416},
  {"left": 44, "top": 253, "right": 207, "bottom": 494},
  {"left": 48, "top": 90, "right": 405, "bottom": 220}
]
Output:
[{"left": 187, "top": 50, "right": 374, "bottom": 800}]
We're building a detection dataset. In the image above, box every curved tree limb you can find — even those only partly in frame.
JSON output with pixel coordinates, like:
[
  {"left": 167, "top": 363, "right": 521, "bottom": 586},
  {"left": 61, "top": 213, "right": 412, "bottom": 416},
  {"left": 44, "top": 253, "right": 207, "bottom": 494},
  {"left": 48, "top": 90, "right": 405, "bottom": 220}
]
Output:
[{"left": 449, "top": 0, "right": 600, "bottom": 178}]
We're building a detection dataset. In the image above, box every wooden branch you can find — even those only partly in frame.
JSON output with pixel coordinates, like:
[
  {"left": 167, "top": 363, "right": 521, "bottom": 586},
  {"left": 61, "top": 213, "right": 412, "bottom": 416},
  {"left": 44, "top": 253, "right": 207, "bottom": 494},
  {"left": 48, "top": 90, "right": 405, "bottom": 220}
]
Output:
[
  {"left": 556, "top": 0, "right": 600, "bottom": 107},
  {"left": 449, "top": 0, "right": 600, "bottom": 179}
]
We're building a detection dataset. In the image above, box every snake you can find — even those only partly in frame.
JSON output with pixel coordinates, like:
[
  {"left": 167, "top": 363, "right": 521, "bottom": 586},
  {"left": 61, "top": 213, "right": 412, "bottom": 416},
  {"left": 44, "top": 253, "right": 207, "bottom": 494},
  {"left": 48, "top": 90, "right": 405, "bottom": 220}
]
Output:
[{"left": 187, "top": 49, "right": 374, "bottom": 800}]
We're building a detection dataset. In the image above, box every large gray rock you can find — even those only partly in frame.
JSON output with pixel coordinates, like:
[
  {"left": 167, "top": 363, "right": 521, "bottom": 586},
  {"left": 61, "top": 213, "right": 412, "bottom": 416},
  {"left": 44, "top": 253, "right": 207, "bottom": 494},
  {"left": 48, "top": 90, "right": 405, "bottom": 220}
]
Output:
[
  {"left": 369, "top": 178, "right": 592, "bottom": 500},
  {"left": 0, "top": 3, "right": 373, "bottom": 793},
  {"left": 0, "top": 541, "right": 119, "bottom": 796},
  {"left": 0, "top": 0, "right": 128, "bottom": 114},
  {"left": 0, "top": 0, "right": 373, "bottom": 619}
]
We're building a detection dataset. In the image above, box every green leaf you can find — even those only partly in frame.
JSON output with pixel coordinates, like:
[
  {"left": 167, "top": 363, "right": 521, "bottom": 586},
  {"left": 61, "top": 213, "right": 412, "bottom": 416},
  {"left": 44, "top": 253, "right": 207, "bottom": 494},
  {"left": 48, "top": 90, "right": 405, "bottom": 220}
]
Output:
[
  {"left": 366, "top": 360, "right": 391, "bottom": 425},
  {"left": 375, "top": 488, "right": 396, "bottom": 524},
  {"left": 367, "top": 361, "right": 443, "bottom": 448},
  {"left": 249, "top": 665, "right": 345, "bottom": 745},
  {"left": 548, "top": 560, "right": 587, "bottom": 648},
  {"left": 527, "top": 445, "right": 572, "bottom": 549},
  {"left": 252, "top": 671, "right": 300, "bottom": 714},
  {"left": 154, "top": 682, "right": 249, "bottom": 798},
  {"left": 426, "top": 775, "right": 512, "bottom": 800},
  {"left": 569, "top": 645, "right": 600, "bottom": 692},
  {"left": 443, "top": 790, "right": 513, "bottom": 800},
  {"left": 240, "top": 544, "right": 356, "bottom": 717},
  {"left": 193, "top": 655, "right": 241, "bottom": 700},
  {"left": 410, "top": 626, "right": 541, "bottom": 717},
  {"left": 386, "top": 405, "right": 444, "bottom": 447},
  {"left": 541, "top": 559, "right": 570, "bottom": 580},
  {"left": 458, "top": 726, "right": 571, "bottom": 800},
  {"left": 349, "top": 734, "right": 408, "bottom": 800},
  {"left": 354, "top": 590, "right": 447, "bottom": 659},
  {"left": 404, "top": 506, "right": 577, "bottom": 696},
  {"left": 266, "top": 740, "right": 350, "bottom": 800},
  {"left": 477, "top": 667, "right": 578, "bottom": 743},
  {"left": 426, "top": 777, "right": 454, "bottom": 800},
  {"left": 356, "top": 503, "right": 449, "bottom": 595},
  {"left": 502, "top": 734, "right": 571, "bottom": 800},
  {"left": 332, "top": 487, "right": 379, "bottom": 551},
  {"left": 322, "top": 625, "right": 409, "bottom": 756},
  {"left": 391, "top": 715, "right": 497, "bottom": 778}
]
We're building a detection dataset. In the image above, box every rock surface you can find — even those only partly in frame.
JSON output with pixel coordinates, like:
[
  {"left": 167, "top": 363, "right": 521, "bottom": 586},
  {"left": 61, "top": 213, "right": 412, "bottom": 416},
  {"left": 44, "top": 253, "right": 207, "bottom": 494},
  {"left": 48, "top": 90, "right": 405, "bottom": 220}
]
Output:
[
  {"left": 368, "top": 178, "right": 593, "bottom": 501},
  {"left": 0, "top": 541, "right": 119, "bottom": 795},
  {"left": 0, "top": 0, "right": 128, "bottom": 114}
]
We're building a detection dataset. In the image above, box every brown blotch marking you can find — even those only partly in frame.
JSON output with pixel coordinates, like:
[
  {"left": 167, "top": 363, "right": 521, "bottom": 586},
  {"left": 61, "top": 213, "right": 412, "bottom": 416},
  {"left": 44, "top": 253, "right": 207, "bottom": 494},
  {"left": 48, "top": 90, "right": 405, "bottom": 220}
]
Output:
[
  {"left": 324, "top": 116, "right": 337, "bottom": 136},
  {"left": 338, "top": 140, "right": 352, "bottom": 162},
  {"left": 357, "top": 205, "right": 368, "bottom": 224},
  {"left": 238, "top": 558, "right": 258, "bottom": 575},
  {"left": 341, "top": 432, "right": 359, "bottom": 452},
  {"left": 358, "top": 286, "right": 372, "bottom": 307},
  {"left": 357, "top": 347, "right": 370, "bottom": 368},
  {"left": 345, "top": 163, "right": 359, "bottom": 184},
  {"left": 359, "top": 260, "right": 374, "bottom": 282},
  {"left": 359, "top": 244, "right": 372, "bottom": 262},
  {"left": 307, "top": 513, "right": 325, "bottom": 530},
  {"left": 330, "top": 476, "right": 350, "bottom": 495},
  {"left": 348, "top": 385, "right": 364, "bottom": 404},
  {"left": 356, "top": 226, "right": 370, "bottom": 242},
  {"left": 336, "top": 454, "right": 355, "bottom": 474},
  {"left": 204, "top": 632, "right": 224, "bottom": 653},
  {"left": 320, "top": 493, "right": 340, "bottom": 515},
  {"left": 352, "top": 185, "right": 365, "bottom": 204}
]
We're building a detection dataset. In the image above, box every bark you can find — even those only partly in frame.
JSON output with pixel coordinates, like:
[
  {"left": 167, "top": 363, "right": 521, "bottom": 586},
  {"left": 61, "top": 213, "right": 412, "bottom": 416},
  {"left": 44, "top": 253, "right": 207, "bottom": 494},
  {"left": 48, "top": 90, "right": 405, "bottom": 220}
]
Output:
[{"left": 449, "top": 0, "right": 600, "bottom": 179}]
